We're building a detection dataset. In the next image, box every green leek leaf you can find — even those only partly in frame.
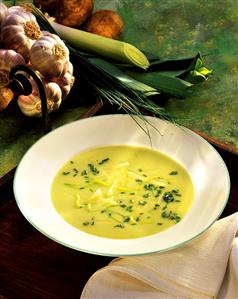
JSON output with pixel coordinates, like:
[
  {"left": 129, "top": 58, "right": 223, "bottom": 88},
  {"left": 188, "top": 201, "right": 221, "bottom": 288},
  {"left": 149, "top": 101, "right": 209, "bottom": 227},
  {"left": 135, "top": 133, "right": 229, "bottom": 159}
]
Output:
[
  {"left": 88, "top": 57, "right": 159, "bottom": 96},
  {"left": 126, "top": 71, "right": 192, "bottom": 98},
  {"left": 178, "top": 53, "right": 213, "bottom": 83}
]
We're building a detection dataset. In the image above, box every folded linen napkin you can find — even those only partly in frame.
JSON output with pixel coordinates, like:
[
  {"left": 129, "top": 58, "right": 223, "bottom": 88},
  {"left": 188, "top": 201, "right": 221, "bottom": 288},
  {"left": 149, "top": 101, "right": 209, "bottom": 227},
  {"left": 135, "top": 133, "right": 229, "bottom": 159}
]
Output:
[{"left": 81, "top": 212, "right": 238, "bottom": 299}]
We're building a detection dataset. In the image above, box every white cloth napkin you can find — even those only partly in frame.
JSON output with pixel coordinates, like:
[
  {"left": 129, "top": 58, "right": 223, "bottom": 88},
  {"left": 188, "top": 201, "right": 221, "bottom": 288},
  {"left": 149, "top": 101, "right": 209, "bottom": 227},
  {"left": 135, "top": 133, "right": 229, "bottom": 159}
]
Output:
[{"left": 80, "top": 212, "right": 238, "bottom": 299}]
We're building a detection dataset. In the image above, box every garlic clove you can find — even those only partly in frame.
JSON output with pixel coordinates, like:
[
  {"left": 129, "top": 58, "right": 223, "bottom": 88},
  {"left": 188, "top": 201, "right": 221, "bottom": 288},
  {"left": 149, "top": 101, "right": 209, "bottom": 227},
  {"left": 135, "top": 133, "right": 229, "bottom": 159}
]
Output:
[
  {"left": 30, "top": 31, "right": 70, "bottom": 78},
  {"left": 8, "top": 5, "right": 24, "bottom": 14},
  {"left": 51, "top": 60, "right": 75, "bottom": 100},
  {"left": 17, "top": 79, "right": 62, "bottom": 117},
  {"left": 8, "top": 5, "right": 30, "bottom": 15},
  {"left": 0, "top": 2, "right": 8, "bottom": 27},
  {"left": 1, "top": 8, "right": 41, "bottom": 62},
  {"left": 0, "top": 49, "right": 26, "bottom": 87}
]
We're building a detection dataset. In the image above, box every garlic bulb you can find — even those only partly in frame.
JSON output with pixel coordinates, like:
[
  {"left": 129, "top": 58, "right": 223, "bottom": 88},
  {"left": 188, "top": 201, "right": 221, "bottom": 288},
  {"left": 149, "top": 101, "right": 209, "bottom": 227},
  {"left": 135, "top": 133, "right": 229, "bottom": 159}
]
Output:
[
  {"left": 1, "top": 8, "right": 41, "bottom": 61},
  {"left": 51, "top": 60, "right": 75, "bottom": 100},
  {"left": 0, "top": 2, "right": 8, "bottom": 27},
  {"left": 30, "top": 31, "right": 70, "bottom": 78},
  {"left": 17, "top": 79, "right": 62, "bottom": 117},
  {"left": 0, "top": 49, "right": 26, "bottom": 87}
]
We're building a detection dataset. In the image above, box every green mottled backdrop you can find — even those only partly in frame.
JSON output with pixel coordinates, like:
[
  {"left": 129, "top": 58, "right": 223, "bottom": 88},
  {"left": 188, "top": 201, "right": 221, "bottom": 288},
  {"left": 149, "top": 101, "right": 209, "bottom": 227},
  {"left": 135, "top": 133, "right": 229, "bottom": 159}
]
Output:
[{"left": 95, "top": 0, "right": 238, "bottom": 150}]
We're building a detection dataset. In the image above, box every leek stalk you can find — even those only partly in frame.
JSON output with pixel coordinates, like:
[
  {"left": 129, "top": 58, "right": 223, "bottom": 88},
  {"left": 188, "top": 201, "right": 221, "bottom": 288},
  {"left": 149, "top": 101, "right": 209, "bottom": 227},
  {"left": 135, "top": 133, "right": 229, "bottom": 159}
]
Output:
[
  {"left": 50, "top": 21, "right": 149, "bottom": 70},
  {"left": 31, "top": 4, "right": 211, "bottom": 132}
]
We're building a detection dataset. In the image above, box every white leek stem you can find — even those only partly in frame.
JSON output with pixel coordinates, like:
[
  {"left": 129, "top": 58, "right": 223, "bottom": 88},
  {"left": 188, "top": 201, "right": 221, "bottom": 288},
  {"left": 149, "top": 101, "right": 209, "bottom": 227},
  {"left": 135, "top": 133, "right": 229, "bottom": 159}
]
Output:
[{"left": 51, "top": 21, "right": 149, "bottom": 70}]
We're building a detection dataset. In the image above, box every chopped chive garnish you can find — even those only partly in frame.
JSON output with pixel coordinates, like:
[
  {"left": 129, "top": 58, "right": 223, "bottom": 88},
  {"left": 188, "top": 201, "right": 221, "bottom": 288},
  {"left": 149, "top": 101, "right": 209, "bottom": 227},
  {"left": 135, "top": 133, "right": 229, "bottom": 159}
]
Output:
[
  {"left": 163, "top": 192, "right": 174, "bottom": 203},
  {"left": 88, "top": 163, "right": 99, "bottom": 175},
  {"left": 73, "top": 168, "right": 79, "bottom": 176},
  {"left": 144, "top": 183, "right": 155, "bottom": 191},
  {"left": 154, "top": 204, "right": 160, "bottom": 209},
  {"left": 98, "top": 158, "right": 110, "bottom": 165},
  {"left": 81, "top": 170, "right": 87, "bottom": 176},
  {"left": 169, "top": 171, "right": 178, "bottom": 175},
  {"left": 64, "top": 183, "right": 81, "bottom": 189},
  {"left": 161, "top": 210, "right": 181, "bottom": 223},
  {"left": 138, "top": 200, "right": 147, "bottom": 206},
  {"left": 142, "top": 193, "right": 150, "bottom": 198},
  {"left": 126, "top": 205, "right": 133, "bottom": 212},
  {"left": 172, "top": 189, "right": 181, "bottom": 196},
  {"left": 114, "top": 224, "right": 125, "bottom": 228},
  {"left": 62, "top": 171, "right": 70, "bottom": 175}
]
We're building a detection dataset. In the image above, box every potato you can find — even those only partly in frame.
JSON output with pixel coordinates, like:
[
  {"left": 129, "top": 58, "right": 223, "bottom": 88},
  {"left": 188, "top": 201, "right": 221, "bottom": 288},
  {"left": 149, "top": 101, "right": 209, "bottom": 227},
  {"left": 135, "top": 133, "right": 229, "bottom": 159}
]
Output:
[
  {"left": 56, "top": 0, "right": 93, "bottom": 28},
  {"left": 33, "top": 0, "right": 59, "bottom": 16},
  {"left": 82, "top": 10, "right": 124, "bottom": 39}
]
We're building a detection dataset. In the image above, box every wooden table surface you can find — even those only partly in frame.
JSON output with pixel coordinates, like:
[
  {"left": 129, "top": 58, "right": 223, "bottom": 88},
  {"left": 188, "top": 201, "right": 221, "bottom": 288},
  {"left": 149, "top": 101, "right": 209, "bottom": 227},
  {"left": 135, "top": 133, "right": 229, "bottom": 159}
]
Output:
[{"left": 0, "top": 145, "right": 237, "bottom": 299}]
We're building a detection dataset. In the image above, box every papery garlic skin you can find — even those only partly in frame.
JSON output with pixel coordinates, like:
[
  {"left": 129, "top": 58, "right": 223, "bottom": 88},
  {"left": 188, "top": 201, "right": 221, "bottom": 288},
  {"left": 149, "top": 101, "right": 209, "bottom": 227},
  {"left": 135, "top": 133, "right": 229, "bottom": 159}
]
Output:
[
  {"left": 51, "top": 60, "right": 75, "bottom": 100},
  {"left": 0, "top": 49, "right": 26, "bottom": 87},
  {"left": 8, "top": 5, "right": 27, "bottom": 15},
  {"left": 30, "top": 31, "right": 70, "bottom": 78},
  {"left": 1, "top": 8, "right": 41, "bottom": 61},
  {"left": 0, "top": 2, "right": 8, "bottom": 27},
  {"left": 17, "top": 79, "right": 62, "bottom": 117}
]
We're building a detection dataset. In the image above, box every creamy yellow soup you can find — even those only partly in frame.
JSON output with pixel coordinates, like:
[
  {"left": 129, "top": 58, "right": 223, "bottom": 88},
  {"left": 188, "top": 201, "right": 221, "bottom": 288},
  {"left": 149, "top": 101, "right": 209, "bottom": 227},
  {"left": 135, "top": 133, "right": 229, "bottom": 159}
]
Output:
[{"left": 51, "top": 145, "right": 194, "bottom": 239}]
